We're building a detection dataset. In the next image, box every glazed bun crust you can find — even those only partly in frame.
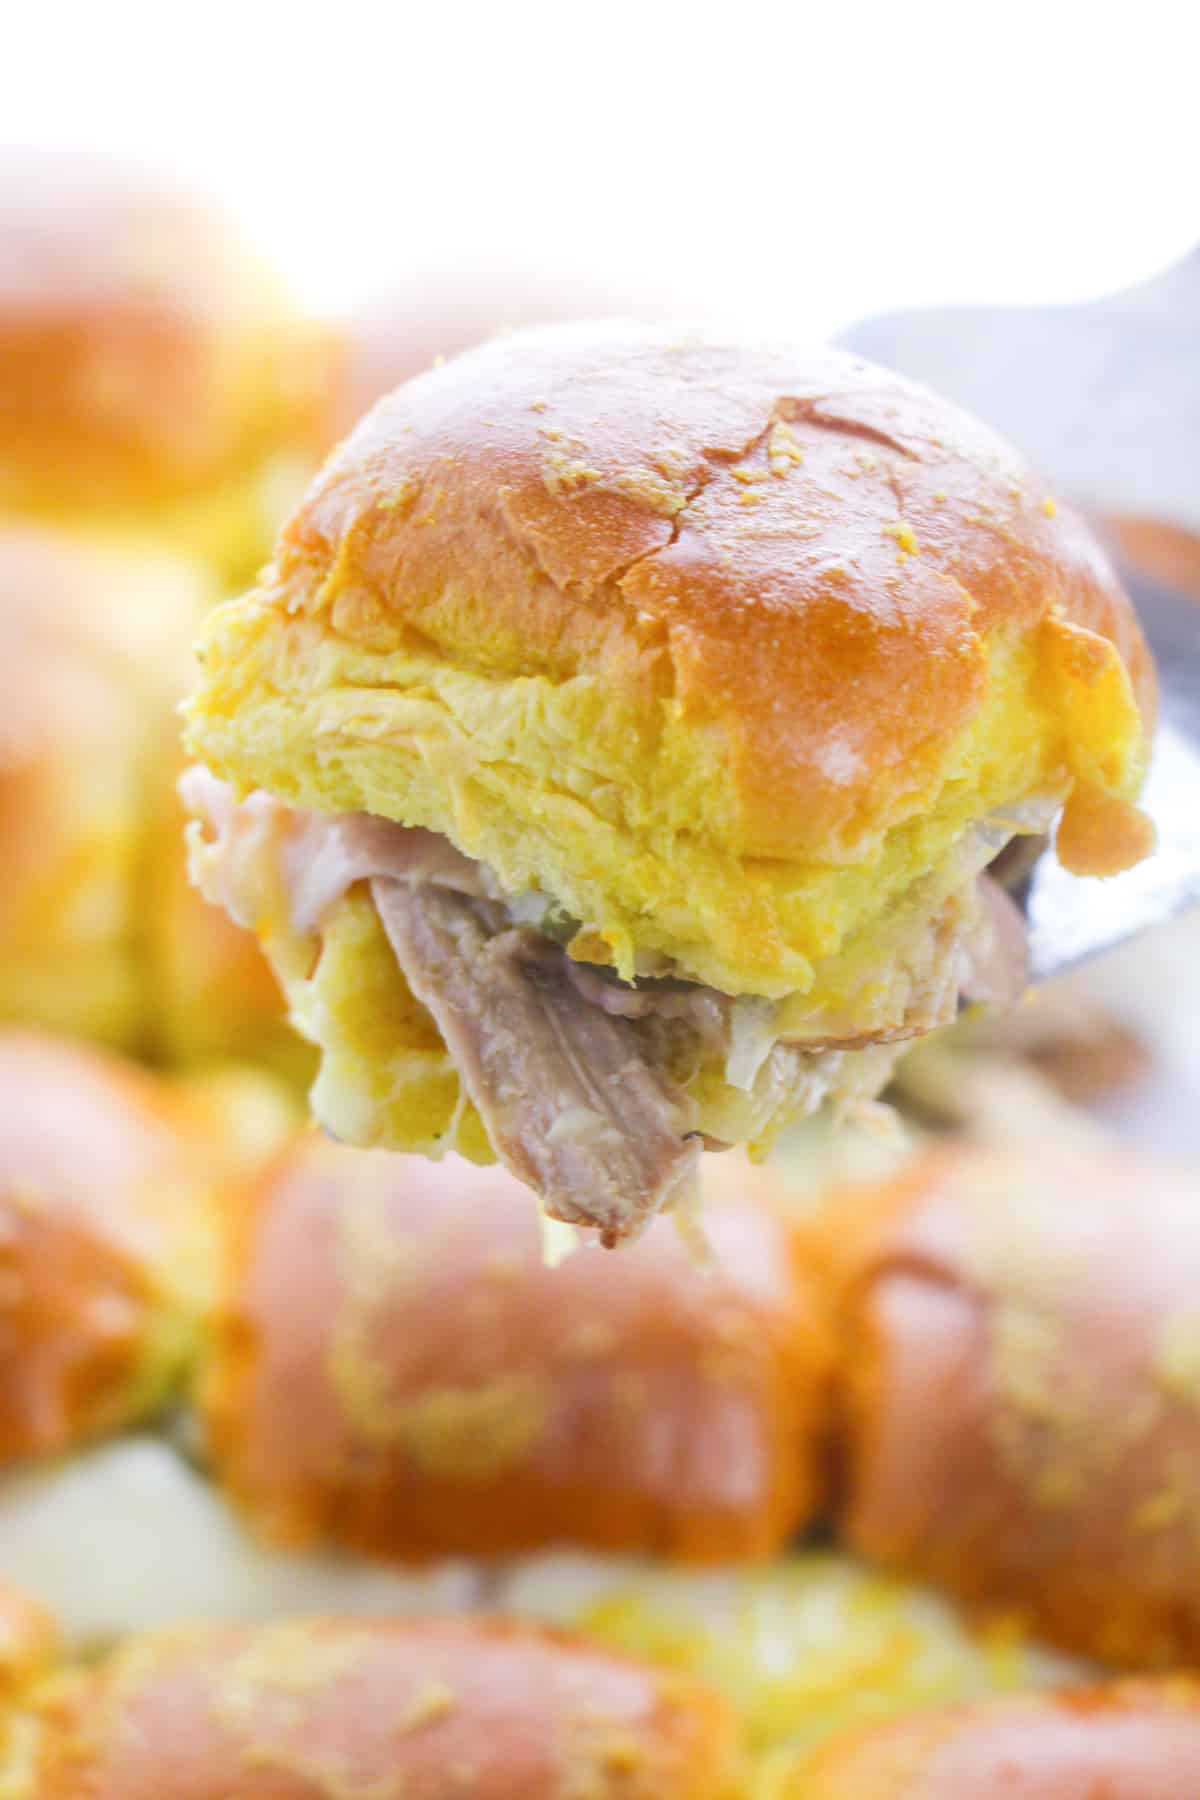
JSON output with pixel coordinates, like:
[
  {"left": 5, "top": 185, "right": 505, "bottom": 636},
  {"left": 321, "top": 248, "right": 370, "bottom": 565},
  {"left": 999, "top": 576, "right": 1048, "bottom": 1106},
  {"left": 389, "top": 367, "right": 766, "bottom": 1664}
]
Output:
[
  {"left": 190, "top": 323, "right": 1153, "bottom": 995},
  {"left": 0, "top": 150, "right": 328, "bottom": 537},
  {"left": 205, "top": 1141, "right": 826, "bottom": 1562},
  {"left": 0, "top": 1031, "right": 215, "bottom": 1463},
  {"left": 0, "top": 1580, "right": 55, "bottom": 1698},
  {"left": 789, "top": 1679, "right": 1200, "bottom": 1798},
  {"left": 36, "top": 1617, "right": 741, "bottom": 1799},
  {"left": 290, "top": 324, "right": 1152, "bottom": 861},
  {"left": 814, "top": 1141, "right": 1200, "bottom": 1668}
]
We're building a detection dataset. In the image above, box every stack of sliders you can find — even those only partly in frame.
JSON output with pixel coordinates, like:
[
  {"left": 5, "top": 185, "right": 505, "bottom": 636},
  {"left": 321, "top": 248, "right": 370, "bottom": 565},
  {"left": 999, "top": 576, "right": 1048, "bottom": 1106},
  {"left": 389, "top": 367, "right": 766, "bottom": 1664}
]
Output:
[
  {"left": 0, "top": 1028, "right": 1198, "bottom": 1791},
  {"left": 0, "top": 149, "right": 341, "bottom": 1073}
]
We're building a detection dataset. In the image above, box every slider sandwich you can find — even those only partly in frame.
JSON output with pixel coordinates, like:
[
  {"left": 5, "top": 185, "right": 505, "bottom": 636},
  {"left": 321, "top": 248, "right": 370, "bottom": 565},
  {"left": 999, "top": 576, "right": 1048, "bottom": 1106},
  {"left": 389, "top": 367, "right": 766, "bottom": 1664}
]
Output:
[
  {"left": 811, "top": 1137, "right": 1200, "bottom": 1668},
  {"left": 0, "top": 1031, "right": 217, "bottom": 1463},
  {"left": 0, "top": 150, "right": 330, "bottom": 582},
  {"left": 788, "top": 1680, "right": 1200, "bottom": 1797},
  {"left": 185, "top": 324, "right": 1155, "bottom": 1241},
  {"left": 205, "top": 1139, "right": 827, "bottom": 1563},
  {"left": 0, "top": 529, "right": 207, "bottom": 1047},
  {"left": 0, "top": 526, "right": 297, "bottom": 1070},
  {"left": 2, "top": 1612, "right": 743, "bottom": 1798},
  {"left": 0, "top": 1596, "right": 1193, "bottom": 1796}
]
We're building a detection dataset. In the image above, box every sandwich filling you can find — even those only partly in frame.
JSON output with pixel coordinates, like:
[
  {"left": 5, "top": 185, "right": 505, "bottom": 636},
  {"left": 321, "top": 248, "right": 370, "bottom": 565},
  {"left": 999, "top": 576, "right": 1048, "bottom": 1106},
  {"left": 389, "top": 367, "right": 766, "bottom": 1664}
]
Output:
[{"left": 183, "top": 771, "right": 1032, "bottom": 1244}]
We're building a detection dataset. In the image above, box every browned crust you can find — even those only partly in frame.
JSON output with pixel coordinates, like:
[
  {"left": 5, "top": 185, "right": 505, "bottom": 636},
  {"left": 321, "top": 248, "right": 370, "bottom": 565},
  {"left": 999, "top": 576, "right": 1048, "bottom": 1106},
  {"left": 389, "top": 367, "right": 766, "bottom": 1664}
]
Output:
[
  {"left": 203, "top": 1138, "right": 829, "bottom": 1562},
  {"left": 35, "top": 1616, "right": 742, "bottom": 1798},
  {"left": 813, "top": 1140, "right": 1200, "bottom": 1667},
  {"left": 787, "top": 1677, "right": 1200, "bottom": 1796},
  {"left": 0, "top": 149, "right": 328, "bottom": 512},
  {"left": 277, "top": 322, "right": 1154, "bottom": 862},
  {"left": 0, "top": 1031, "right": 213, "bottom": 1462}
]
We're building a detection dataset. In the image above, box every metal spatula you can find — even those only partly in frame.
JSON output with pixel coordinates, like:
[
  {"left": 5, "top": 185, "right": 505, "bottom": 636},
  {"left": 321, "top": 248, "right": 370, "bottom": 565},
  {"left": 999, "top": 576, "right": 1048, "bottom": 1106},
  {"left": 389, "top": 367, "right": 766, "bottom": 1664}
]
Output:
[{"left": 840, "top": 252, "right": 1200, "bottom": 981}]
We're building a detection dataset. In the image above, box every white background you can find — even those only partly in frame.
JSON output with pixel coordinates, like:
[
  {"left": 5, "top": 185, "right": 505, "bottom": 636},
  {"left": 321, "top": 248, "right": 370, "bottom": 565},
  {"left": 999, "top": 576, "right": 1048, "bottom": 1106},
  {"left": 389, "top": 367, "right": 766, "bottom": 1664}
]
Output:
[{"left": 6, "top": 1, "right": 1199, "bottom": 334}]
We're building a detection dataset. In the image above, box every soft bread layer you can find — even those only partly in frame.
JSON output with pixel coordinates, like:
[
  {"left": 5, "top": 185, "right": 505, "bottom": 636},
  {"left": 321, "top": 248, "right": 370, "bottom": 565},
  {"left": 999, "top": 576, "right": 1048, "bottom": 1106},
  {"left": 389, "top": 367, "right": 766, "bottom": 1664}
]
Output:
[
  {"left": 0, "top": 532, "right": 209, "bottom": 1048},
  {"left": 188, "top": 616, "right": 1137, "bottom": 1001},
  {"left": 0, "top": 527, "right": 296, "bottom": 1065},
  {"left": 186, "top": 324, "right": 1154, "bottom": 998}
]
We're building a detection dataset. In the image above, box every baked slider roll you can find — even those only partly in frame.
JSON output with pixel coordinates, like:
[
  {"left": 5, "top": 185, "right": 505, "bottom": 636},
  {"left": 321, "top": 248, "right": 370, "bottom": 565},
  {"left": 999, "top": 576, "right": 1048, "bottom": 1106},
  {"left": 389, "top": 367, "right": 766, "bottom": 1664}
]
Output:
[
  {"left": 0, "top": 1031, "right": 216, "bottom": 1465},
  {"left": 0, "top": 1029, "right": 223, "bottom": 1461},
  {"left": 786, "top": 1679, "right": 1200, "bottom": 1798},
  {"left": 0, "top": 1580, "right": 54, "bottom": 1701},
  {"left": 184, "top": 323, "right": 1155, "bottom": 1242},
  {"left": 204, "top": 1140, "right": 827, "bottom": 1562},
  {"left": 0, "top": 524, "right": 297, "bottom": 1067},
  {"left": 0, "top": 529, "right": 209, "bottom": 1047},
  {"left": 0, "top": 149, "right": 329, "bottom": 582},
  {"left": 814, "top": 1139, "right": 1200, "bottom": 1668},
  {"left": 31, "top": 1617, "right": 742, "bottom": 1798}
]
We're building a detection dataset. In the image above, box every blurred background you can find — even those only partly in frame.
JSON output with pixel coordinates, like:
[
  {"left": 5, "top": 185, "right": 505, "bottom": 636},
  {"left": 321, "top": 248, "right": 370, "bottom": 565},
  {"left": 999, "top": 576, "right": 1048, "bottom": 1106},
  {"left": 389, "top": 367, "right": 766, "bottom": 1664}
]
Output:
[
  {"left": 0, "top": 10, "right": 1196, "bottom": 1784},
  {"left": 6, "top": 3, "right": 1196, "bottom": 333}
]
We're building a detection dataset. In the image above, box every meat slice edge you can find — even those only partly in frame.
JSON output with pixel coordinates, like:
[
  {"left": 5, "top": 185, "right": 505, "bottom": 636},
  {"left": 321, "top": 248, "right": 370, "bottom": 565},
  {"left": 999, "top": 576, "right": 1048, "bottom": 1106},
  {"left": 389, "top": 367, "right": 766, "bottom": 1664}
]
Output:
[{"left": 371, "top": 878, "right": 700, "bottom": 1246}]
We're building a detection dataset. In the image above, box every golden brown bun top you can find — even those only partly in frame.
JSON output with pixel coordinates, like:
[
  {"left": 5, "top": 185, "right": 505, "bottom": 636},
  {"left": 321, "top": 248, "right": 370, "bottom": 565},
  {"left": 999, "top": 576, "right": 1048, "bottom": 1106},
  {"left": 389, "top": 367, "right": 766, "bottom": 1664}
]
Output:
[
  {"left": 37, "top": 1617, "right": 741, "bottom": 1798},
  {"left": 0, "top": 1580, "right": 55, "bottom": 1700},
  {"left": 0, "top": 1031, "right": 217, "bottom": 1464},
  {"left": 788, "top": 1678, "right": 1200, "bottom": 1797},
  {"left": 810, "top": 1138, "right": 1200, "bottom": 1670},
  {"left": 205, "top": 1139, "right": 826, "bottom": 1563},
  {"left": 280, "top": 320, "right": 1154, "bottom": 864},
  {"left": 0, "top": 149, "right": 328, "bottom": 512}
]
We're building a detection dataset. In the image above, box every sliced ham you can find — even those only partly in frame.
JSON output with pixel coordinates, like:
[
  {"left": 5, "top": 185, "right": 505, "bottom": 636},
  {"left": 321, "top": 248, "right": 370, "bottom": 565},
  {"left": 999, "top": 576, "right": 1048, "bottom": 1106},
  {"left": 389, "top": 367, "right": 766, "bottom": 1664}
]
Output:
[
  {"left": 371, "top": 878, "right": 700, "bottom": 1246},
  {"left": 183, "top": 772, "right": 1035, "bottom": 1238},
  {"left": 961, "top": 875, "right": 1030, "bottom": 1010}
]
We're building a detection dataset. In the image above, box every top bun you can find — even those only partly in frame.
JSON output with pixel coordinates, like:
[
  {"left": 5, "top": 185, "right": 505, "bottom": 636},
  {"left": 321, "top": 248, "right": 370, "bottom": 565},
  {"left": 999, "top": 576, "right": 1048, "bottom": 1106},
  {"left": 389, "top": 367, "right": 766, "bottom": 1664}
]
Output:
[
  {"left": 188, "top": 322, "right": 1153, "bottom": 999},
  {"left": 31, "top": 1618, "right": 740, "bottom": 1798},
  {"left": 0, "top": 1031, "right": 217, "bottom": 1466},
  {"left": 0, "top": 150, "right": 329, "bottom": 574}
]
